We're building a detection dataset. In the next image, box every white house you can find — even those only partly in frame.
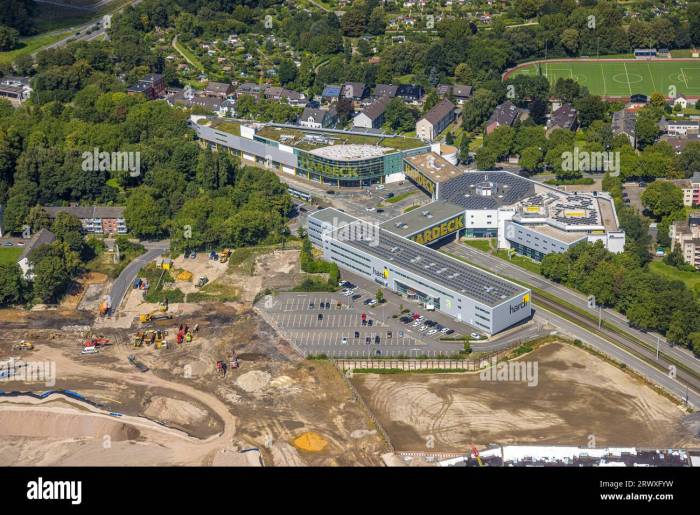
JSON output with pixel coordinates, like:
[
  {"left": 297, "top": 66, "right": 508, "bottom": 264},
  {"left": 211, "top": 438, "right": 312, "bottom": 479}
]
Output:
[{"left": 17, "top": 229, "right": 56, "bottom": 280}]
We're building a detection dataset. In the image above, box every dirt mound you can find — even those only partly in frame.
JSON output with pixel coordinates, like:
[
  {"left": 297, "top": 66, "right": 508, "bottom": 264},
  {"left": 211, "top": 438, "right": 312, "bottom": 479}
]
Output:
[
  {"left": 0, "top": 409, "right": 140, "bottom": 441},
  {"left": 143, "top": 396, "right": 209, "bottom": 427},
  {"left": 236, "top": 370, "right": 271, "bottom": 393},
  {"left": 293, "top": 431, "right": 328, "bottom": 452}
]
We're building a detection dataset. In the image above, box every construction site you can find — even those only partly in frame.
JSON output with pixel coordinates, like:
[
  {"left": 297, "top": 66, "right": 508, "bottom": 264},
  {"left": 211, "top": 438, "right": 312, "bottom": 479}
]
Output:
[
  {"left": 1, "top": 243, "right": 699, "bottom": 466},
  {"left": 0, "top": 246, "right": 387, "bottom": 466}
]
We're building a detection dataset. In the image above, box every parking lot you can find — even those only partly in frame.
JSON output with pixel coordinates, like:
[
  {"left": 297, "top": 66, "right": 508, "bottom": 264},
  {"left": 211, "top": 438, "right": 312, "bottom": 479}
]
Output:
[{"left": 258, "top": 274, "right": 486, "bottom": 357}]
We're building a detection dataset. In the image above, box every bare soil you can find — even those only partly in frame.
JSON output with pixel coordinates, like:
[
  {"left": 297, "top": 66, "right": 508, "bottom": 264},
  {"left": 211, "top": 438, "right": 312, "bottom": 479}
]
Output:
[{"left": 352, "top": 342, "right": 699, "bottom": 452}]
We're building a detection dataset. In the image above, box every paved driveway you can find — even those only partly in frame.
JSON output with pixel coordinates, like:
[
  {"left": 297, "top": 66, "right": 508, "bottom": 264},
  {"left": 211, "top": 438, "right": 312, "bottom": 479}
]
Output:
[{"left": 108, "top": 241, "right": 169, "bottom": 314}]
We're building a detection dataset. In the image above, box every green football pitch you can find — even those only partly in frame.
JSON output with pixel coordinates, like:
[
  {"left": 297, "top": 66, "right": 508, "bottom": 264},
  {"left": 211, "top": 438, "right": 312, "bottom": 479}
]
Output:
[{"left": 507, "top": 59, "right": 700, "bottom": 98}]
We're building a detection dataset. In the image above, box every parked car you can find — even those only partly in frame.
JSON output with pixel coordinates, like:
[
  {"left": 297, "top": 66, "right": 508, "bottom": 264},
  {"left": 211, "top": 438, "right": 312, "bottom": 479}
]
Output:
[
  {"left": 427, "top": 329, "right": 438, "bottom": 336},
  {"left": 354, "top": 331, "right": 360, "bottom": 338},
  {"left": 470, "top": 332, "right": 482, "bottom": 340},
  {"left": 374, "top": 335, "right": 380, "bottom": 344},
  {"left": 341, "top": 337, "right": 348, "bottom": 345},
  {"left": 318, "top": 313, "right": 323, "bottom": 320}
]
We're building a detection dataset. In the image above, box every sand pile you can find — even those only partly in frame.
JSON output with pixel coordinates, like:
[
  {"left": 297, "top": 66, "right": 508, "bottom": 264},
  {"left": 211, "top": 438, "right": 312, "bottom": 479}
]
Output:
[
  {"left": 143, "top": 397, "right": 208, "bottom": 426},
  {"left": 269, "top": 375, "right": 295, "bottom": 389},
  {"left": 236, "top": 370, "right": 271, "bottom": 393},
  {"left": 293, "top": 431, "right": 328, "bottom": 452},
  {"left": 0, "top": 409, "right": 140, "bottom": 441}
]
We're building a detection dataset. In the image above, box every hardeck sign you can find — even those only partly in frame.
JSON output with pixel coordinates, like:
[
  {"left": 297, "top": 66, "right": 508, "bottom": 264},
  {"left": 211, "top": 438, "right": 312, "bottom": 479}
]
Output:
[
  {"left": 509, "top": 293, "right": 530, "bottom": 314},
  {"left": 404, "top": 165, "right": 436, "bottom": 195},
  {"left": 411, "top": 215, "right": 464, "bottom": 245}
]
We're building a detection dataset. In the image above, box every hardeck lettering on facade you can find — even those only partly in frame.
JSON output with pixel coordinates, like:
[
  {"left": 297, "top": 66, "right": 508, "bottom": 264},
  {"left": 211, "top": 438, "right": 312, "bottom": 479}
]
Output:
[{"left": 411, "top": 215, "right": 464, "bottom": 244}]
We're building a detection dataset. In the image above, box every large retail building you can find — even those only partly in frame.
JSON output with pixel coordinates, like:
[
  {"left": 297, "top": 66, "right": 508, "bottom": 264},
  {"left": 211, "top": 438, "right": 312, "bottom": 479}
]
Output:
[{"left": 307, "top": 208, "right": 532, "bottom": 335}]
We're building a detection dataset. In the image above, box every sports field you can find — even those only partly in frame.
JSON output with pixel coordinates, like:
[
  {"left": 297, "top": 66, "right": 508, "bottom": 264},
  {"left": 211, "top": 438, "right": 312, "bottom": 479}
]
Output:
[{"left": 507, "top": 59, "right": 700, "bottom": 98}]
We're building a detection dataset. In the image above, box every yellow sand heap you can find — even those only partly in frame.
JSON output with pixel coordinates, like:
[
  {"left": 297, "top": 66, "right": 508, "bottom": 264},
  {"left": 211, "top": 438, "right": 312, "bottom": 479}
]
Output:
[
  {"left": 176, "top": 270, "right": 193, "bottom": 281},
  {"left": 293, "top": 431, "right": 328, "bottom": 452}
]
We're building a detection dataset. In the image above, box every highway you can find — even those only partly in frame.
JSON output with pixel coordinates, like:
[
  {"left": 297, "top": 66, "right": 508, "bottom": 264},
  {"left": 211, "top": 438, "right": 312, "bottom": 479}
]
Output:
[{"left": 441, "top": 240, "right": 700, "bottom": 375}]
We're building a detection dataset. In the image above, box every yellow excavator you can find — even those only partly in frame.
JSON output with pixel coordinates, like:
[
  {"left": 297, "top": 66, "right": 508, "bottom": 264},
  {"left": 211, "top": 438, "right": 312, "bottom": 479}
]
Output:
[
  {"left": 12, "top": 341, "right": 34, "bottom": 351},
  {"left": 139, "top": 311, "right": 173, "bottom": 323}
]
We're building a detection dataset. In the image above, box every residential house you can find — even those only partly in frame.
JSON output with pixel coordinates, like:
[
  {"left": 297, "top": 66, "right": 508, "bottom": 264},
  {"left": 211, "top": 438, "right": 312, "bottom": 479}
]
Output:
[
  {"left": 321, "top": 85, "right": 343, "bottom": 104},
  {"left": 657, "top": 117, "right": 700, "bottom": 136},
  {"left": 202, "top": 81, "right": 234, "bottom": 98},
  {"left": 546, "top": 103, "right": 578, "bottom": 135},
  {"left": 236, "top": 83, "right": 264, "bottom": 100},
  {"left": 672, "top": 93, "right": 692, "bottom": 109},
  {"left": 416, "top": 99, "right": 456, "bottom": 141},
  {"left": 342, "top": 82, "right": 369, "bottom": 104},
  {"left": 127, "top": 73, "right": 166, "bottom": 100},
  {"left": 44, "top": 206, "right": 127, "bottom": 235},
  {"left": 299, "top": 107, "right": 337, "bottom": 129},
  {"left": 396, "top": 84, "right": 424, "bottom": 103},
  {"left": 353, "top": 96, "right": 391, "bottom": 129},
  {"left": 612, "top": 109, "right": 637, "bottom": 147},
  {"left": 660, "top": 133, "right": 700, "bottom": 153},
  {"left": 670, "top": 211, "right": 700, "bottom": 270},
  {"left": 0, "top": 76, "right": 32, "bottom": 104},
  {"left": 437, "top": 84, "right": 472, "bottom": 104},
  {"left": 263, "top": 86, "right": 307, "bottom": 107},
  {"left": 485, "top": 100, "right": 526, "bottom": 135},
  {"left": 374, "top": 84, "right": 399, "bottom": 99},
  {"left": 17, "top": 229, "right": 57, "bottom": 280},
  {"left": 670, "top": 172, "right": 700, "bottom": 206}
]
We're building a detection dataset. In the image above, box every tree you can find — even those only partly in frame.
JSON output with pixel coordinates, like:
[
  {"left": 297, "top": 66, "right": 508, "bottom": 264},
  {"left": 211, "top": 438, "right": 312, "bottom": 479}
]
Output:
[
  {"left": 641, "top": 181, "right": 684, "bottom": 219},
  {"left": 0, "top": 263, "right": 24, "bottom": 306},
  {"left": 560, "top": 28, "right": 580, "bottom": 55},
  {"left": 574, "top": 95, "right": 606, "bottom": 128},
  {"left": 376, "top": 289, "right": 384, "bottom": 304},
  {"left": 454, "top": 63, "right": 473, "bottom": 84},
  {"left": 25, "top": 206, "right": 51, "bottom": 233},
  {"left": 552, "top": 78, "right": 581, "bottom": 103},
  {"left": 635, "top": 107, "right": 661, "bottom": 149},
  {"left": 0, "top": 25, "right": 19, "bottom": 51},
  {"left": 519, "top": 146, "right": 543, "bottom": 172},
  {"left": 383, "top": 98, "right": 415, "bottom": 132},
  {"left": 124, "top": 187, "right": 168, "bottom": 239},
  {"left": 277, "top": 59, "right": 297, "bottom": 86},
  {"left": 51, "top": 212, "right": 84, "bottom": 252}
]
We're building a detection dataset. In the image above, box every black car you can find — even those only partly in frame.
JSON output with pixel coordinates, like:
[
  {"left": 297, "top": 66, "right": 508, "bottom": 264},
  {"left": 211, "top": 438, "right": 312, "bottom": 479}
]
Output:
[
  {"left": 445, "top": 329, "right": 454, "bottom": 335},
  {"left": 365, "top": 336, "right": 371, "bottom": 344},
  {"left": 362, "top": 320, "right": 367, "bottom": 326},
  {"left": 367, "top": 320, "right": 373, "bottom": 327},
  {"left": 354, "top": 331, "right": 360, "bottom": 338},
  {"left": 318, "top": 313, "right": 323, "bottom": 320},
  {"left": 326, "top": 190, "right": 335, "bottom": 195},
  {"left": 309, "top": 302, "right": 314, "bottom": 309},
  {"left": 425, "top": 320, "right": 436, "bottom": 327},
  {"left": 363, "top": 299, "right": 372, "bottom": 305},
  {"left": 376, "top": 209, "right": 384, "bottom": 213},
  {"left": 375, "top": 335, "right": 380, "bottom": 344},
  {"left": 384, "top": 192, "right": 395, "bottom": 199}
]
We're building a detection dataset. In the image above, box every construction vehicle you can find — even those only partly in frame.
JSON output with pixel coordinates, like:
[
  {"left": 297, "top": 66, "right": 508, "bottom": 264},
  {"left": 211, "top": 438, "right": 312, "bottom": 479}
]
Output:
[
  {"left": 139, "top": 311, "right": 173, "bottom": 324},
  {"left": 132, "top": 331, "right": 146, "bottom": 347},
  {"left": 216, "top": 360, "right": 228, "bottom": 377},
  {"left": 98, "top": 295, "right": 111, "bottom": 316},
  {"left": 12, "top": 341, "right": 34, "bottom": 351},
  {"left": 155, "top": 339, "right": 169, "bottom": 350},
  {"left": 195, "top": 276, "right": 208, "bottom": 288},
  {"left": 159, "top": 298, "right": 169, "bottom": 312},
  {"left": 128, "top": 355, "right": 148, "bottom": 373},
  {"left": 82, "top": 336, "right": 111, "bottom": 349},
  {"left": 219, "top": 248, "right": 232, "bottom": 263},
  {"left": 230, "top": 350, "right": 240, "bottom": 370},
  {"left": 81, "top": 346, "right": 99, "bottom": 355},
  {"left": 471, "top": 445, "right": 484, "bottom": 467}
]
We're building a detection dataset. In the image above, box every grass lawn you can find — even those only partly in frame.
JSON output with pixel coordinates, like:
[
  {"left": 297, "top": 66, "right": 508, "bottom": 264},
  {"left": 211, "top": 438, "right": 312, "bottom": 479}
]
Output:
[
  {"left": 495, "top": 249, "right": 541, "bottom": 274},
  {"left": 384, "top": 191, "right": 415, "bottom": 204},
  {"left": 0, "top": 247, "right": 22, "bottom": 265},
  {"left": 0, "top": 31, "right": 72, "bottom": 65},
  {"left": 173, "top": 38, "right": 205, "bottom": 72},
  {"left": 649, "top": 260, "right": 700, "bottom": 294},
  {"left": 463, "top": 239, "right": 494, "bottom": 252},
  {"left": 508, "top": 58, "right": 700, "bottom": 98}
]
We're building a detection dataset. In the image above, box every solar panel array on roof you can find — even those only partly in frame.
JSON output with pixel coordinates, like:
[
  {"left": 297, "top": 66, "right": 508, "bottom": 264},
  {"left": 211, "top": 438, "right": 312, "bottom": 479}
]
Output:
[
  {"left": 330, "top": 222, "right": 526, "bottom": 306},
  {"left": 550, "top": 195, "right": 600, "bottom": 226},
  {"left": 439, "top": 172, "right": 535, "bottom": 209}
]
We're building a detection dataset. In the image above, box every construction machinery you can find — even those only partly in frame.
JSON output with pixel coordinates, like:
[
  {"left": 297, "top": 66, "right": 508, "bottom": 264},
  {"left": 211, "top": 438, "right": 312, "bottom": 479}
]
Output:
[
  {"left": 219, "top": 248, "right": 232, "bottom": 263},
  {"left": 133, "top": 329, "right": 167, "bottom": 347},
  {"left": 12, "top": 341, "right": 34, "bottom": 351},
  {"left": 98, "top": 295, "right": 111, "bottom": 316},
  {"left": 82, "top": 336, "right": 111, "bottom": 349},
  {"left": 471, "top": 445, "right": 484, "bottom": 467},
  {"left": 128, "top": 355, "right": 149, "bottom": 372},
  {"left": 139, "top": 311, "right": 173, "bottom": 324}
]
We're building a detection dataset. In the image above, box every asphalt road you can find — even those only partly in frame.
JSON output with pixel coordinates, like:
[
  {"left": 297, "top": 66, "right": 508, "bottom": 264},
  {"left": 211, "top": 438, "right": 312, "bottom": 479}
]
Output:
[
  {"left": 109, "top": 241, "right": 168, "bottom": 314},
  {"left": 441, "top": 240, "right": 700, "bottom": 376}
]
